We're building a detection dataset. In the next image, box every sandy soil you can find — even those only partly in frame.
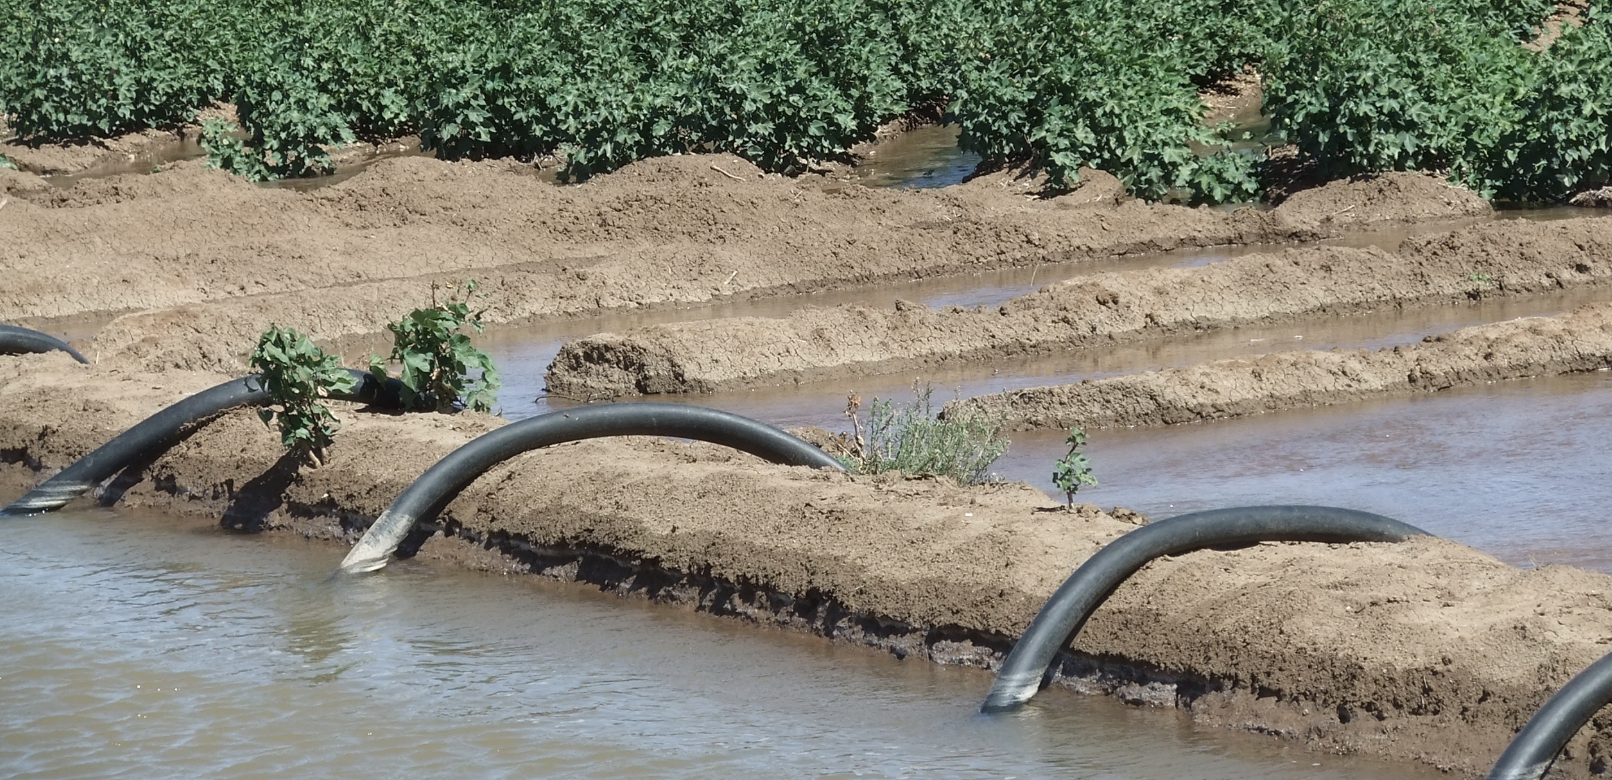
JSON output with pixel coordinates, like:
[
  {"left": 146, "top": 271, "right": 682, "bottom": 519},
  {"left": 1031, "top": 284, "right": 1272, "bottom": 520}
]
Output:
[
  {"left": 0, "top": 157, "right": 1484, "bottom": 371},
  {"left": 950, "top": 303, "right": 1612, "bottom": 430},
  {"left": 2, "top": 351, "right": 1611, "bottom": 777},
  {"left": 545, "top": 214, "right": 1612, "bottom": 397}
]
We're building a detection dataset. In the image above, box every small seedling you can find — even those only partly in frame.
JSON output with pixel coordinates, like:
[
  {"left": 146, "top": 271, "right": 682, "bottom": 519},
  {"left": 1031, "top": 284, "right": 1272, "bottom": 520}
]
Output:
[
  {"left": 0, "top": 153, "right": 16, "bottom": 171},
  {"left": 1052, "top": 428, "right": 1097, "bottom": 508},
  {"left": 369, "top": 280, "right": 500, "bottom": 413},
  {"left": 249, "top": 325, "right": 357, "bottom": 463},
  {"left": 839, "top": 383, "right": 1009, "bottom": 486}
]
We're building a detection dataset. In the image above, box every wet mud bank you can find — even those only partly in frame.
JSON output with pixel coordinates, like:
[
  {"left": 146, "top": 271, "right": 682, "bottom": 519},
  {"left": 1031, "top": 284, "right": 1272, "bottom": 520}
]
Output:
[
  {"left": 0, "top": 158, "right": 1484, "bottom": 372},
  {"left": 3, "top": 353, "right": 1612, "bottom": 778},
  {"left": 547, "top": 214, "right": 1612, "bottom": 396},
  {"left": 953, "top": 302, "right": 1612, "bottom": 430}
]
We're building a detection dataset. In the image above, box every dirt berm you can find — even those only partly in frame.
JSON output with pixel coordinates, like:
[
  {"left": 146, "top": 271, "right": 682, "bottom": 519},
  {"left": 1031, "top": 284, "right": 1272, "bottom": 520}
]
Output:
[
  {"left": 546, "top": 215, "right": 1612, "bottom": 396},
  {"left": 950, "top": 302, "right": 1612, "bottom": 430},
  {"left": 3, "top": 351, "right": 1612, "bottom": 777},
  {"left": 0, "top": 157, "right": 1481, "bottom": 371}
]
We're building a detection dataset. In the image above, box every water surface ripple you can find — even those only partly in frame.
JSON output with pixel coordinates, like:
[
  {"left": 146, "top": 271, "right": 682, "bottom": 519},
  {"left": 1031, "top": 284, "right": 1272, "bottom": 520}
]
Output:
[{"left": 1, "top": 511, "right": 1437, "bottom": 779}]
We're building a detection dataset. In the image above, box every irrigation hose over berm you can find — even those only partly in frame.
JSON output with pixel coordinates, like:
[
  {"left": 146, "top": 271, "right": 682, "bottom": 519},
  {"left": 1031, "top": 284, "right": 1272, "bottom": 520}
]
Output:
[
  {"left": 2, "top": 370, "right": 403, "bottom": 516},
  {"left": 0, "top": 324, "right": 88, "bottom": 364},
  {"left": 338, "top": 403, "right": 846, "bottom": 574},
  {"left": 981, "top": 505, "right": 1431, "bottom": 712}
]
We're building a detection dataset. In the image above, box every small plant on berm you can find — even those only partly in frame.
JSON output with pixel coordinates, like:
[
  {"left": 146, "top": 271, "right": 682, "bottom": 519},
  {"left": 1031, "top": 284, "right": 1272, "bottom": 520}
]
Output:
[
  {"left": 249, "top": 325, "right": 357, "bottom": 463},
  {"left": 1052, "top": 428, "right": 1098, "bottom": 508},
  {"left": 0, "top": 153, "right": 16, "bottom": 171},
  {"left": 369, "top": 280, "right": 500, "bottom": 413},
  {"left": 840, "top": 383, "right": 1009, "bottom": 486}
]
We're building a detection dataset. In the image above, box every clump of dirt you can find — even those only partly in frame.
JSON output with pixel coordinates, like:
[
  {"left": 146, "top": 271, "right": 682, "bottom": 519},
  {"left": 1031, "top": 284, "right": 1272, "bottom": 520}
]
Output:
[
  {"left": 1271, "top": 172, "right": 1492, "bottom": 229},
  {"left": 544, "top": 216, "right": 1612, "bottom": 397},
  {"left": 0, "top": 168, "right": 49, "bottom": 197},
  {"left": 951, "top": 302, "right": 1612, "bottom": 430},
  {"left": 956, "top": 164, "right": 1127, "bottom": 207},
  {"left": 4, "top": 354, "right": 1612, "bottom": 778}
]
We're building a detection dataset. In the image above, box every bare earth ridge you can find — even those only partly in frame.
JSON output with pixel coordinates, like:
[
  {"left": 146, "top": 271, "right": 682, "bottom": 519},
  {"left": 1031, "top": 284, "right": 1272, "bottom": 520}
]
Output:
[
  {"left": 0, "top": 158, "right": 1484, "bottom": 371},
  {"left": 545, "top": 215, "right": 1612, "bottom": 396},
  {"left": 949, "top": 302, "right": 1612, "bottom": 430}
]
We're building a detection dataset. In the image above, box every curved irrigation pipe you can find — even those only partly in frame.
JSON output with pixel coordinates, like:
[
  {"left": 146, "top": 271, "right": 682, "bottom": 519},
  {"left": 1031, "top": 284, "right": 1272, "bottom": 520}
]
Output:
[
  {"left": 2, "top": 369, "right": 401, "bottom": 516},
  {"left": 981, "top": 505, "right": 1430, "bottom": 712},
  {"left": 338, "top": 403, "right": 846, "bottom": 574},
  {"left": 1486, "top": 649, "right": 1612, "bottom": 780},
  {"left": 0, "top": 324, "right": 88, "bottom": 364}
]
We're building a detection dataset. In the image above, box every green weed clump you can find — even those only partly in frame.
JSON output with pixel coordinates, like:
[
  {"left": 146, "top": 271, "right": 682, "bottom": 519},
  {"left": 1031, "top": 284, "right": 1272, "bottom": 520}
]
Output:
[
  {"left": 840, "top": 385, "right": 1008, "bottom": 486},
  {"left": 368, "top": 281, "right": 500, "bottom": 414},
  {"left": 249, "top": 326, "right": 357, "bottom": 463},
  {"left": 1052, "top": 428, "right": 1097, "bottom": 508}
]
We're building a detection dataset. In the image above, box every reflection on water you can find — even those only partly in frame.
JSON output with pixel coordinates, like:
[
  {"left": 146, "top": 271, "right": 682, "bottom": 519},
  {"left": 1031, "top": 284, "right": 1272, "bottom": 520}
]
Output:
[
  {"left": 475, "top": 278, "right": 1612, "bottom": 428},
  {"left": 997, "top": 372, "right": 1612, "bottom": 573},
  {"left": 850, "top": 124, "right": 981, "bottom": 189},
  {"left": 0, "top": 510, "right": 1438, "bottom": 779}
]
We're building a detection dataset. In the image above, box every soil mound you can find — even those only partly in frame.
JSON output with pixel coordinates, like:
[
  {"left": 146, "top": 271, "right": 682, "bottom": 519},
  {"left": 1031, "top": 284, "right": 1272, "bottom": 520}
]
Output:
[
  {"left": 25, "top": 160, "right": 247, "bottom": 208},
  {"left": 5, "top": 355, "right": 1612, "bottom": 778},
  {"left": 957, "top": 164, "right": 1126, "bottom": 208},
  {"left": 1, "top": 127, "right": 193, "bottom": 176},
  {"left": 545, "top": 216, "right": 1612, "bottom": 397},
  {"left": 590, "top": 152, "right": 768, "bottom": 186},
  {"left": 0, "top": 168, "right": 49, "bottom": 196},
  {"left": 1272, "top": 171, "right": 1492, "bottom": 229},
  {"left": 951, "top": 303, "right": 1612, "bottom": 430}
]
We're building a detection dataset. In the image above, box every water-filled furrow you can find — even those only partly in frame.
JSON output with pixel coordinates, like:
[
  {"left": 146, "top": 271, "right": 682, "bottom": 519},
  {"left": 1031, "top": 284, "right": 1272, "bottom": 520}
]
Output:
[
  {"left": 0, "top": 508, "right": 1441, "bottom": 779},
  {"left": 997, "top": 371, "right": 1612, "bottom": 573}
]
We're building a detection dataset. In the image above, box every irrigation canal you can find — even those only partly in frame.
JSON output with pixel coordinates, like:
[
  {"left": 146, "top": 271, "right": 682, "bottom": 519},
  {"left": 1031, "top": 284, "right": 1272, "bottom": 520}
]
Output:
[{"left": 0, "top": 508, "right": 1446, "bottom": 779}]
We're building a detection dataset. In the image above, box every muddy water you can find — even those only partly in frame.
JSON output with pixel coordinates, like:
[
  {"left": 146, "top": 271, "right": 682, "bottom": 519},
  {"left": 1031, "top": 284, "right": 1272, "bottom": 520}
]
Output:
[
  {"left": 477, "top": 278, "right": 1612, "bottom": 426},
  {"left": 363, "top": 241, "right": 1283, "bottom": 405},
  {"left": 849, "top": 124, "right": 982, "bottom": 189},
  {"left": 470, "top": 285, "right": 1612, "bottom": 576},
  {"left": 997, "top": 371, "right": 1612, "bottom": 573},
  {"left": 0, "top": 509, "right": 1438, "bottom": 780}
]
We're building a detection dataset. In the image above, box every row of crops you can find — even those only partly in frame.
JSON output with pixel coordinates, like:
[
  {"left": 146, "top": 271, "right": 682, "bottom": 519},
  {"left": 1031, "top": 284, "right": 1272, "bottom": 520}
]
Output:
[{"left": 1, "top": 0, "right": 1607, "bottom": 203}]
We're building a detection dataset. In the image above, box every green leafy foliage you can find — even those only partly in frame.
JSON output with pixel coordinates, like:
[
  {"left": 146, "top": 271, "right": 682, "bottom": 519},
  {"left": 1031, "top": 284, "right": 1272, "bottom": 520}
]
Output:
[
  {"left": 0, "top": 153, "right": 15, "bottom": 171},
  {"left": 248, "top": 325, "right": 357, "bottom": 461},
  {"left": 839, "top": 384, "right": 1009, "bottom": 486},
  {"left": 1488, "top": 7, "right": 1612, "bottom": 201},
  {"left": 953, "top": 0, "right": 1271, "bottom": 202},
  {"left": 1052, "top": 428, "right": 1097, "bottom": 508},
  {"left": 1265, "top": 0, "right": 1610, "bottom": 201},
  {"left": 199, "top": 118, "right": 267, "bottom": 181},
  {"left": 0, "top": 0, "right": 243, "bottom": 138},
  {"left": 1, "top": 0, "right": 1605, "bottom": 203},
  {"left": 369, "top": 281, "right": 500, "bottom": 414}
]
